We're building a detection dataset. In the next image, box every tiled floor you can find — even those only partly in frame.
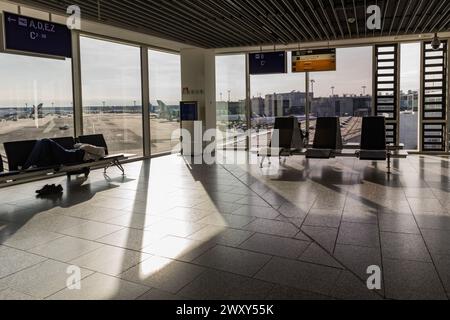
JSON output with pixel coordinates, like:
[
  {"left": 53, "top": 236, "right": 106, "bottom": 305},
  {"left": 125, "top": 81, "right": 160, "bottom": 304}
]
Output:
[{"left": 1, "top": 153, "right": 450, "bottom": 300}]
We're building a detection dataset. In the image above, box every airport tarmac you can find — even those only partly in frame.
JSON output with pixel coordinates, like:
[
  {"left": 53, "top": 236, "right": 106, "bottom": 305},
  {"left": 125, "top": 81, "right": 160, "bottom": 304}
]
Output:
[{"left": 0, "top": 114, "right": 180, "bottom": 160}]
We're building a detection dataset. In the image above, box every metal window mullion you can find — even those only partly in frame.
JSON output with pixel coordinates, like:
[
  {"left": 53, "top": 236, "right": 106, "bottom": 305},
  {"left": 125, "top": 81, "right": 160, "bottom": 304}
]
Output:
[
  {"left": 446, "top": 40, "right": 450, "bottom": 152},
  {"left": 372, "top": 45, "right": 377, "bottom": 116},
  {"left": 396, "top": 44, "right": 401, "bottom": 145},
  {"left": 245, "top": 54, "right": 251, "bottom": 152},
  {"left": 141, "top": 47, "right": 151, "bottom": 158},
  {"left": 420, "top": 41, "right": 425, "bottom": 152},
  {"left": 71, "top": 30, "right": 83, "bottom": 137}
]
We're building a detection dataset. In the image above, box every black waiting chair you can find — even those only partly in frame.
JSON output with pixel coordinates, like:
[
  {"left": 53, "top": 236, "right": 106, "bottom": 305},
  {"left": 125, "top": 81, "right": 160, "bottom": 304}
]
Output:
[
  {"left": 258, "top": 117, "right": 304, "bottom": 167},
  {"left": 306, "top": 117, "right": 343, "bottom": 159},
  {"left": 51, "top": 137, "right": 77, "bottom": 150},
  {"left": 3, "top": 139, "right": 38, "bottom": 171},
  {"left": 0, "top": 154, "right": 20, "bottom": 179},
  {"left": 78, "top": 134, "right": 109, "bottom": 155},
  {"left": 358, "top": 116, "right": 387, "bottom": 161}
]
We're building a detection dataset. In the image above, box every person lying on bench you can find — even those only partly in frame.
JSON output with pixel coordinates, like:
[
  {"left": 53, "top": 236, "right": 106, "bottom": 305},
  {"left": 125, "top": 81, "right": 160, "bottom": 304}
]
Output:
[{"left": 23, "top": 139, "right": 106, "bottom": 170}]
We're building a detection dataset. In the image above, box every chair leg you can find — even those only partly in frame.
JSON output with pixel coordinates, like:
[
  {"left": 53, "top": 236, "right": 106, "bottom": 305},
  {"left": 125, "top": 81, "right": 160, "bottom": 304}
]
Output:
[
  {"left": 387, "top": 152, "right": 392, "bottom": 174},
  {"left": 259, "top": 156, "right": 265, "bottom": 168},
  {"left": 113, "top": 160, "right": 125, "bottom": 175}
]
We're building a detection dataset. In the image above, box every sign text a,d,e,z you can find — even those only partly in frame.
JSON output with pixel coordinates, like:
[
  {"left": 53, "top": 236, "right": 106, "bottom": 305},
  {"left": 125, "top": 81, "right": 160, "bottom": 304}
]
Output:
[{"left": 27, "top": 20, "right": 56, "bottom": 33}]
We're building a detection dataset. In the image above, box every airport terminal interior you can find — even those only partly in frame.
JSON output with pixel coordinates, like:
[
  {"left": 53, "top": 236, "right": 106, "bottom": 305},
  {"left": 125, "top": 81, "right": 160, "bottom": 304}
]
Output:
[{"left": 1, "top": 0, "right": 450, "bottom": 301}]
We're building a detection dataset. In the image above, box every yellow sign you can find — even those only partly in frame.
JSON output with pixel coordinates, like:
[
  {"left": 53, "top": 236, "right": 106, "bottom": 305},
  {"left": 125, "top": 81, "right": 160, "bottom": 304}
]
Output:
[{"left": 292, "top": 49, "right": 336, "bottom": 72}]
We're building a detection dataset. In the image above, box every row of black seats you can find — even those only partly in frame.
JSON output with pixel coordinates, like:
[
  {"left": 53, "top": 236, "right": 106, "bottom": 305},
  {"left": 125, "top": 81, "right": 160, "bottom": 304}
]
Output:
[
  {"left": 0, "top": 134, "right": 124, "bottom": 182},
  {"left": 2, "top": 134, "right": 109, "bottom": 172},
  {"left": 307, "top": 116, "right": 388, "bottom": 160}
]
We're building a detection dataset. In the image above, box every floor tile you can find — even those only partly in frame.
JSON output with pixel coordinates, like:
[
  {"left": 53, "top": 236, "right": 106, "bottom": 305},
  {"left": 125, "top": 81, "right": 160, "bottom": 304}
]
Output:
[
  {"left": 244, "top": 219, "right": 299, "bottom": 238},
  {"left": 0, "top": 246, "right": 47, "bottom": 279},
  {"left": 301, "top": 226, "right": 338, "bottom": 252},
  {"left": 106, "top": 213, "right": 164, "bottom": 230},
  {"left": 255, "top": 257, "right": 342, "bottom": 296},
  {"left": 179, "top": 269, "right": 273, "bottom": 300},
  {"left": 383, "top": 258, "right": 447, "bottom": 300},
  {"left": 189, "top": 226, "right": 254, "bottom": 247},
  {"left": 265, "top": 285, "right": 331, "bottom": 300},
  {"left": 380, "top": 232, "right": 431, "bottom": 262},
  {"left": 330, "top": 271, "right": 382, "bottom": 300},
  {"left": 379, "top": 214, "right": 420, "bottom": 234},
  {"left": 299, "top": 243, "right": 343, "bottom": 269},
  {"left": 28, "top": 237, "right": 103, "bottom": 262},
  {"left": 1, "top": 228, "right": 63, "bottom": 251},
  {"left": 47, "top": 273, "right": 149, "bottom": 300},
  {"left": 70, "top": 245, "right": 151, "bottom": 276},
  {"left": 120, "top": 256, "right": 205, "bottom": 293},
  {"left": 240, "top": 233, "right": 310, "bottom": 259},
  {"left": 421, "top": 228, "right": 450, "bottom": 255},
  {"left": 60, "top": 221, "right": 124, "bottom": 241},
  {"left": 334, "top": 244, "right": 381, "bottom": 279},
  {"left": 193, "top": 245, "right": 271, "bottom": 277},
  {"left": 432, "top": 254, "right": 450, "bottom": 294},
  {"left": 415, "top": 214, "right": 450, "bottom": 231},
  {"left": 196, "top": 213, "right": 255, "bottom": 229},
  {"left": 146, "top": 219, "right": 206, "bottom": 238},
  {"left": 0, "top": 288, "right": 39, "bottom": 300},
  {"left": 142, "top": 236, "right": 212, "bottom": 261},
  {"left": 97, "top": 228, "right": 165, "bottom": 251},
  {"left": 304, "top": 209, "right": 342, "bottom": 228},
  {"left": 0, "top": 260, "right": 93, "bottom": 299},
  {"left": 232, "top": 206, "right": 280, "bottom": 220},
  {"left": 138, "top": 288, "right": 189, "bottom": 300},
  {"left": 337, "top": 222, "right": 380, "bottom": 248}
]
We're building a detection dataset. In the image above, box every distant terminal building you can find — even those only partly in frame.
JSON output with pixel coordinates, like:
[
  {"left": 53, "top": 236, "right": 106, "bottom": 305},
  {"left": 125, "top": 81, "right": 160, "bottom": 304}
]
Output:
[
  {"left": 262, "top": 91, "right": 313, "bottom": 117},
  {"left": 311, "top": 94, "right": 372, "bottom": 117},
  {"left": 400, "top": 90, "right": 419, "bottom": 112}
]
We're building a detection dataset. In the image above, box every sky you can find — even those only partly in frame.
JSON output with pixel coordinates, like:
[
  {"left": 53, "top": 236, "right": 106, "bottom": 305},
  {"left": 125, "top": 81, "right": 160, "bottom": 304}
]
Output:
[
  {"left": 216, "top": 44, "right": 421, "bottom": 101},
  {"left": 0, "top": 42, "right": 420, "bottom": 108}
]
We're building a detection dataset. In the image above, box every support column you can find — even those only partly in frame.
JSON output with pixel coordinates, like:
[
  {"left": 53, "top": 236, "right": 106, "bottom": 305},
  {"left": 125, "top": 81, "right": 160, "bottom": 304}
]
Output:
[{"left": 180, "top": 48, "right": 216, "bottom": 150}]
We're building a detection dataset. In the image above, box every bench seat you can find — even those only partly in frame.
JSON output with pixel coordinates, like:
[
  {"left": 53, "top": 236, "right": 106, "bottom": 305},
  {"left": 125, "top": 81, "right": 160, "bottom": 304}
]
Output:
[{"left": 1, "top": 136, "right": 133, "bottom": 187}]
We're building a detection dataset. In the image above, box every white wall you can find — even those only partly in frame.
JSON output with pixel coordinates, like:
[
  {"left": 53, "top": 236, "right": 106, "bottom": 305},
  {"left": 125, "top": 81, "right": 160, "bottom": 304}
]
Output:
[{"left": 180, "top": 48, "right": 216, "bottom": 131}]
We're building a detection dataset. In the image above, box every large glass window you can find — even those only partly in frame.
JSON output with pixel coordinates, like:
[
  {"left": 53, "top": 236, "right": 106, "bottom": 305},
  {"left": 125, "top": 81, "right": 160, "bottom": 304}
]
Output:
[
  {"left": 250, "top": 54, "right": 306, "bottom": 149},
  {"left": 216, "top": 54, "right": 247, "bottom": 149},
  {"left": 0, "top": 53, "right": 73, "bottom": 156},
  {"left": 148, "top": 49, "right": 181, "bottom": 155},
  {"left": 400, "top": 43, "right": 420, "bottom": 151},
  {"left": 310, "top": 46, "right": 373, "bottom": 144},
  {"left": 80, "top": 36, "right": 143, "bottom": 156}
]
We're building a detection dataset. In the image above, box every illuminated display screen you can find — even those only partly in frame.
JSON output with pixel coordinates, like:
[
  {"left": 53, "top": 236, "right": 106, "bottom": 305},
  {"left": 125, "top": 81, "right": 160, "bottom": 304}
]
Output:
[
  {"left": 292, "top": 49, "right": 336, "bottom": 72},
  {"left": 3, "top": 12, "right": 72, "bottom": 58},
  {"left": 249, "top": 51, "right": 287, "bottom": 75}
]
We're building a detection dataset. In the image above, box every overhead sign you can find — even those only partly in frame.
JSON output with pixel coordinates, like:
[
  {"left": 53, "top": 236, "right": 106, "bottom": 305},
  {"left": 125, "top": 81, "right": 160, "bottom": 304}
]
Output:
[
  {"left": 3, "top": 12, "right": 72, "bottom": 58},
  {"left": 249, "top": 51, "right": 287, "bottom": 75},
  {"left": 292, "top": 49, "right": 336, "bottom": 72}
]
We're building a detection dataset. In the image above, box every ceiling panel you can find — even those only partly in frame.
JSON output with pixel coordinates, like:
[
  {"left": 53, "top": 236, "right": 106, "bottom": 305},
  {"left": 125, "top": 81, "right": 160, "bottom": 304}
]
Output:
[{"left": 7, "top": 0, "right": 450, "bottom": 48}]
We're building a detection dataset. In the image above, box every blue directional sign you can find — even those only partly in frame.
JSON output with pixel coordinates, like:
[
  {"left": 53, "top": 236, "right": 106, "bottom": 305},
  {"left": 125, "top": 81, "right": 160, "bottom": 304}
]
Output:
[
  {"left": 3, "top": 12, "right": 72, "bottom": 58},
  {"left": 249, "top": 51, "right": 287, "bottom": 75}
]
